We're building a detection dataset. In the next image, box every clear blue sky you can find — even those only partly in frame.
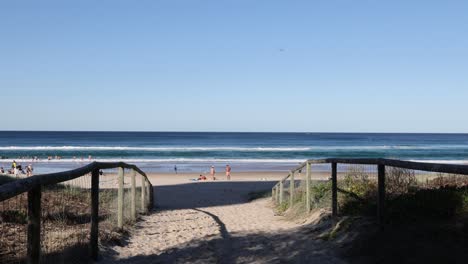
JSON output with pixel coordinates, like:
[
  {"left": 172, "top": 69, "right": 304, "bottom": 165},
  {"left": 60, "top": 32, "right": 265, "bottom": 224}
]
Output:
[{"left": 1, "top": 1, "right": 467, "bottom": 132}]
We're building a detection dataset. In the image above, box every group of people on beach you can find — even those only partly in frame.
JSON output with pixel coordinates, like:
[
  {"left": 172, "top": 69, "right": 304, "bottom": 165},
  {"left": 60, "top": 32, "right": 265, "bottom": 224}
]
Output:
[
  {"left": 185, "top": 164, "right": 231, "bottom": 181},
  {"left": 194, "top": 165, "right": 231, "bottom": 181},
  {"left": 210, "top": 165, "right": 231, "bottom": 180},
  {"left": 1, "top": 160, "right": 34, "bottom": 177}
]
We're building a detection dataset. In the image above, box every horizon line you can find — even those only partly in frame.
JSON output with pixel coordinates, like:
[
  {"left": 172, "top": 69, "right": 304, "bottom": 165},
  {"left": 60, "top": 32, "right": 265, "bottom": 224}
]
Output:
[{"left": 0, "top": 130, "right": 467, "bottom": 135}]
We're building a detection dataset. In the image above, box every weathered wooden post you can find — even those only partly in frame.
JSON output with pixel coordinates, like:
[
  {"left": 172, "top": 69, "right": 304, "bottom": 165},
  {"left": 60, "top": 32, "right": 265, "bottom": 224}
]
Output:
[
  {"left": 276, "top": 184, "right": 280, "bottom": 203},
  {"left": 331, "top": 162, "right": 338, "bottom": 218},
  {"left": 27, "top": 186, "right": 41, "bottom": 264},
  {"left": 90, "top": 169, "right": 99, "bottom": 260},
  {"left": 279, "top": 180, "right": 284, "bottom": 204},
  {"left": 141, "top": 175, "right": 147, "bottom": 213},
  {"left": 130, "top": 169, "right": 137, "bottom": 221},
  {"left": 289, "top": 171, "right": 295, "bottom": 208},
  {"left": 145, "top": 179, "right": 151, "bottom": 210},
  {"left": 377, "top": 164, "right": 386, "bottom": 228},
  {"left": 149, "top": 180, "right": 154, "bottom": 209},
  {"left": 117, "top": 167, "right": 124, "bottom": 229},
  {"left": 305, "top": 162, "right": 311, "bottom": 212},
  {"left": 271, "top": 186, "right": 275, "bottom": 200}
]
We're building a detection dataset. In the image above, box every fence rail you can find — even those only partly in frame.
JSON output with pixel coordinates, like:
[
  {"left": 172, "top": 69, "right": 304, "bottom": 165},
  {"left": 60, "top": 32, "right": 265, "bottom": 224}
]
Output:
[
  {"left": 0, "top": 162, "right": 153, "bottom": 263},
  {"left": 272, "top": 158, "right": 468, "bottom": 226}
]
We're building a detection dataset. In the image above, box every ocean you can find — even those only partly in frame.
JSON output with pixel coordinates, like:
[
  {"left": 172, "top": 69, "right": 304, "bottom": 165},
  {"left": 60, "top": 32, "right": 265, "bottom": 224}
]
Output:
[{"left": 1, "top": 131, "right": 468, "bottom": 174}]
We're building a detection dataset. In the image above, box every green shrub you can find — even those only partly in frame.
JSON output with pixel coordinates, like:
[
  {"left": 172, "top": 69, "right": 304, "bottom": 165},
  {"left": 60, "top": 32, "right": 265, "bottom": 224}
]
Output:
[
  {"left": 386, "top": 167, "right": 417, "bottom": 196},
  {"left": 310, "top": 181, "right": 332, "bottom": 209},
  {"left": 342, "top": 166, "right": 376, "bottom": 198},
  {"left": 386, "top": 186, "right": 468, "bottom": 222}
]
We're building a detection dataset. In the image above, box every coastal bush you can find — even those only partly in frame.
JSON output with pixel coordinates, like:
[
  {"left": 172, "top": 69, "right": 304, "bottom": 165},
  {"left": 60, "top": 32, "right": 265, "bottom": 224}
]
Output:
[
  {"left": 338, "top": 166, "right": 378, "bottom": 215},
  {"left": 386, "top": 186, "right": 467, "bottom": 221},
  {"left": 342, "top": 166, "right": 376, "bottom": 198},
  {"left": 276, "top": 201, "right": 290, "bottom": 213},
  {"left": 276, "top": 166, "right": 468, "bottom": 224},
  {"left": 310, "top": 181, "right": 332, "bottom": 209},
  {"left": 275, "top": 181, "right": 331, "bottom": 217},
  {"left": 427, "top": 173, "right": 468, "bottom": 188},
  {"left": 385, "top": 167, "right": 417, "bottom": 196}
]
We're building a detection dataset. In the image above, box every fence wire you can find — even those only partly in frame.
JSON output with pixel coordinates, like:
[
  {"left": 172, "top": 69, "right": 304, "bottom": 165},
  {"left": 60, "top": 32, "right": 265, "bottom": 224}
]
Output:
[
  {"left": 40, "top": 174, "right": 92, "bottom": 263},
  {"left": 274, "top": 161, "right": 468, "bottom": 225},
  {"left": 0, "top": 166, "right": 153, "bottom": 264},
  {"left": 0, "top": 175, "right": 28, "bottom": 263}
]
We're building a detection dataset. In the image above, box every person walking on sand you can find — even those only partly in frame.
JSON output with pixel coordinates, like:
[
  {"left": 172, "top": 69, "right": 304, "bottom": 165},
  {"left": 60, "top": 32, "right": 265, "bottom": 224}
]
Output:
[
  {"left": 210, "top": 166, "right": 216, "bottom": 180},
  {"left": 225, "top": 164, "right": 231, "bottom": 180},
  {"left": 174, "top": 165, "right": 178, "bottom": 174}
]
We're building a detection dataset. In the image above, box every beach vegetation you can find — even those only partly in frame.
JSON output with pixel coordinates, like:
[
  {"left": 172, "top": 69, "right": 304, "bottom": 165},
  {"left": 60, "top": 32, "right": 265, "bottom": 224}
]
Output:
[{"left": 276, "top": 166, "right": 468, "bottom": 226}]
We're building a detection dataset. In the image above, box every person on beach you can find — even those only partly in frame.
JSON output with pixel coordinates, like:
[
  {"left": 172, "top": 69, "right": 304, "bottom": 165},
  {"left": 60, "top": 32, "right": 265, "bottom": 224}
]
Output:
[
  {"left": 210, "top": 166, "right": 216, "bottom": 180},
  {"left": 225, "top": 165, "right": 231, "bottom": 180},
  {"left": 26, "top": 164, "right": 33, "bottom": 177},
  {"left": 174, "top": 165, "right": 178, "bottom": 174},
  {"left": 0, "top": 167, "right": 4, "bottom": 173},
  {"left": 11, "top": 160, "right": 17, "bottom": 175}
]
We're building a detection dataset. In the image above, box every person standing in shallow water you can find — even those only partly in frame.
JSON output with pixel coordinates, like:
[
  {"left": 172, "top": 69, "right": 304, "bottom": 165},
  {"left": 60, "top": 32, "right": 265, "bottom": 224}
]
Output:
[
  {"left": 210, "top": 166, "right": 216, "bottom": 180},
  {"left": 174, "top": 165, "right": 178, "bottom": 174},
  {"left": 225, "top": 165, "right": 231, "bottom": 180}
]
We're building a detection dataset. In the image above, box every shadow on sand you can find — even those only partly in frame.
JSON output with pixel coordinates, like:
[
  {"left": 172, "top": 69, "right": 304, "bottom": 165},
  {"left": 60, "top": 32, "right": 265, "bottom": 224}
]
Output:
[
  {"left": 153, "top": 181, "right": 277, "bottom": 210},
  {"left": 101, "top": 181, "right": 346, "bottom": 263},
  {"left": 101, "top": 212, "right": 341, "bottom": 264}
]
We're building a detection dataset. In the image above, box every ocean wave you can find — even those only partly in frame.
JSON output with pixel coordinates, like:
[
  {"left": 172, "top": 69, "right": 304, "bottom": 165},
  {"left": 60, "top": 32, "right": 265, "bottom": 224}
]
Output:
[
  {"left": 409, "top": 159, "right": 468, "bottom": 164},
  {"left": 0, "top": 158, "right": 306, "bottom": 163},
  {"left": 2, "top": 158, "right": 467, "bottom": 165},
  {"left": 1, "top": 145, "right": 467, "bottom": 152},
  {"left": 0, "top": 146, "right": 310, "bottom": 152}
]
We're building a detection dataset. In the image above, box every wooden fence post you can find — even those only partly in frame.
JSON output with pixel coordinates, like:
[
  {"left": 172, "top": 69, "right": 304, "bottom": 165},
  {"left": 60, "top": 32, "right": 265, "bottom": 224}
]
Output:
[
  {"left": 289, "top": 171, "right": 295, "bottom": 208},
  {"left": 276, "top": 184, "right": 280, "bottom": 203},
  {"left": 149, "top": 180, "right": 154, "bottom": 210},
  {"left": 90, "top": 169, "right": 99, "bottom": 260},
  {"left": 271, "top": 186, "right": 275, "bottom": 200},
  {"left": 27, "top": 186, "right": 41, "bottom": 264},
  {"left": 279, "top": 180, "right": 284, "bottom": 204},
  {"left": 306, "top": 162, "right": 311, "bottom": 212},
  {"left": 117, "top": 167, "right": 124, "bottom": 229},
  {"left": 131, "top": 169, "right": 136, "bottom": 221},
  {"left": 378, "top": 164, "right": 386, "bottom": 228},
  {"left": 141, "top": 175, "right": 147, "bottom": 213},
  {"left": 331, "top": 162, "right": 338, "bottom": 218},
  {"left": 146, "top": 180, "right": 150, "bottom": 210}
]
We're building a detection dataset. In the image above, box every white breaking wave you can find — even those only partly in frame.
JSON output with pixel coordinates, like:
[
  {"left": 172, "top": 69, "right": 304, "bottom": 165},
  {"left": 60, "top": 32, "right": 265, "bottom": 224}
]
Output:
[
  {"left": 2, "top": 158, "right": 467, "bottom": 165},
  {"left": 409, "top": 160, "right": 468, "bottom": 164},
  {"left": 0, "top": 146, "right": 310, "bottom": 151},
  {"left": 0, "top": 145, "right": 467, "bottom": 151},
  {"left": 0, "top": 158, "right": 306, "bottom": 163}
]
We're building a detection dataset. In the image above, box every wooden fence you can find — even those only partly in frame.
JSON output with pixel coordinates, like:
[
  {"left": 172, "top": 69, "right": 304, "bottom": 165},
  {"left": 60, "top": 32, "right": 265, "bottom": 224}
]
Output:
[
  {"left": 0, "top": 162, "right": 153, "bottom": 263},
  {"left": 272, "top": 158, "right": 468, "bottom": 226}
]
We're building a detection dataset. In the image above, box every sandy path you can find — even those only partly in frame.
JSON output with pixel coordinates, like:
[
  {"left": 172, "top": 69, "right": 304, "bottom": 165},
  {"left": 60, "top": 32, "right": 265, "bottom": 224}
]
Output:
[{"left": 101, "top": 175, "right": 345, "bottom": 264}]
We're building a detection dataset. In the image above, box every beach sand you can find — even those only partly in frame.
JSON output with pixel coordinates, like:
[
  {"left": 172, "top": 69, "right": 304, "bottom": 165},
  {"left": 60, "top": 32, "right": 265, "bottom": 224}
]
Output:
[{"left": 101, "top": 171, "right": 345, "bottom": 264}]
